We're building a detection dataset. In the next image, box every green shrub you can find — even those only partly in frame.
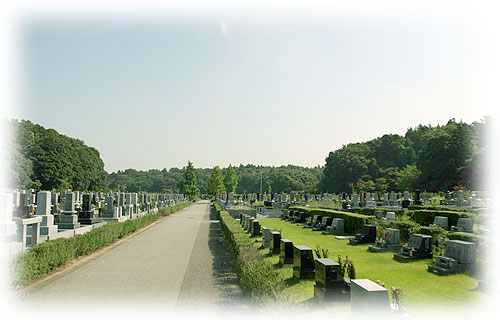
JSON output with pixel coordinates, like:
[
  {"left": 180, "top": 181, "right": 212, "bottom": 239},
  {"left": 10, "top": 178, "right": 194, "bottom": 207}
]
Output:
[
  {"left": 11, "top": 202, "right": 191, "bottom": 287},
  {"left": 407, "top": 205, "right": 470, "bottom": 212},
  {"left": 290, "top": 206, "right": 374, "bottom": 233},
  {"left": 409, "top": 209, "right": 476, "bottom": 226},
  {"left": 214, "top": 202, "right": 284, "bottom": 303},
  {"left": 408, "top": 225, "right": 449, "bottom": 255},
  {"left": 350, "top": 207, "right": 405, "bottom": 219},
  {"left": 375, "top": 220, "right": 420, "bottom": 243}
]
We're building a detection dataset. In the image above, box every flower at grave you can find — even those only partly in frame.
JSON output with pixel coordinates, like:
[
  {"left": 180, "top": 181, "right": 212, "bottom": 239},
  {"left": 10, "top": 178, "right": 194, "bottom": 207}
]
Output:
[{"left": 376, "top": 280, "right": 381, "bottom": 284}]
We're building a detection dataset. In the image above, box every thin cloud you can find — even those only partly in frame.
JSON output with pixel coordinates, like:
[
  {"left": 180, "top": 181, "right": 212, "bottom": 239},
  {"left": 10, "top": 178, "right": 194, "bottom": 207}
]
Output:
[{"left": 219, "top": 20, "right": 228, "bottom": 36}]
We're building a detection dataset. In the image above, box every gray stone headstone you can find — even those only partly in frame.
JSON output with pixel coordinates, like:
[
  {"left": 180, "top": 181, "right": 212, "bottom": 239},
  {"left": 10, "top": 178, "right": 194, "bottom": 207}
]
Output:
[
  {"left": 350, "top": 279, "right": 390, "bottom": 315},
  {"left": 35, "top": 191, "right": 51, "bottom": 216},
  {"left": 64, "top": 192, "right": 76, "bottom": 212}
]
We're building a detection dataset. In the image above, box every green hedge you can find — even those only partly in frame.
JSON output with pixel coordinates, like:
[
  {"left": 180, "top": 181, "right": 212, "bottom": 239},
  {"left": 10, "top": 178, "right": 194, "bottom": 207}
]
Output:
[
  {"left": 11, "top": 202, "right": 191, "bottom": 286},
  {"left": 407, "top": 205, "right": 470, "bottom": 212},
  {"left": 375, "top": 220, "right": 420, "bottom": 243},
  {"left": 214, "top": 201, "right": 284, "bottom": 303},
  {"left": 350, "top": 207, "right": 405, "bottom": 219},
  {"left": 409, "top": 209, "right": 476, "bottom": 226},
  {"left": 290, "top": 206, "right": 374, "bottom": 233}
]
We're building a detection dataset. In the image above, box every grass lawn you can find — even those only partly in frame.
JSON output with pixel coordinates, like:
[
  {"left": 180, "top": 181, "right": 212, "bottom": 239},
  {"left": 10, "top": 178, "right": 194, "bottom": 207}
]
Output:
[{"left": 254, "top": 218, "right": 484, "bottom": 313}]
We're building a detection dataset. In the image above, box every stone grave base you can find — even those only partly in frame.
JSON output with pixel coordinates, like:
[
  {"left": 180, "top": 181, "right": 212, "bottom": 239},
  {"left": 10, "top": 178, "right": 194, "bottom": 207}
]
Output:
[
  {"left": 349, "top": 239, "right": 375, "bottom": 245},
  {"left": 368, "top": 244, "right": 402, "bottom": 253},
  {"left": 51, "top": 229, "right": 75, "bottom": 240},
  {"left": 314, "top": 285, "right": 350, "bottom": 302},
  {"left": 393, "top": 252, "right": 433, "bottom": 262},
  {"left": 102, "top": 216, "right": 128, "bottom": 223},
  {"left": 322, "top": 229, "right": 344, "bottom": 235},
  {"left": 335, "top": 235, "right": 355, "bottom": 240},
  {"left": 74, "top": 225, "right": 93, "bottom": 235},
  {"left": 58, "top": 214, "right": 81, "bottom": 229},
  {"left": 428, "top": 263, "right": 475, "bottom": 275}
]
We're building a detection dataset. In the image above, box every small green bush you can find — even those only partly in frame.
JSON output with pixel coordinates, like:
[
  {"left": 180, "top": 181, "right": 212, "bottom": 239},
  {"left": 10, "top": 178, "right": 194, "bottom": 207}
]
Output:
[
  {"left": 290, "top": 206, "right": 374, "bottom": 233},
  {"left": 409, "top": 209, "right": 476, "bottom": 226},
  {"left": 350, "top": 207, "right": 405, "bottom": 219},
  {"left": 375, "top": 220, "right": 420, "bottom": 243},
  {"left": 11, "top": 202, "right": 191, "bottom": 287}
]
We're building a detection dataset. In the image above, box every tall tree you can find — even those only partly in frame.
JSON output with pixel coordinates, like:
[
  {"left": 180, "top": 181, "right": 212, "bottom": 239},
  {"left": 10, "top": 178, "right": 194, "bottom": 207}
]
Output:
[
  {"left": 207, "top": 166, "right": 225, "bottom": 197},
  {"left": 223, "top": 164, "right": 238, "bottom": 193},
  {"left": 178, "top": 161, "right": 200, "bottom": 200}
]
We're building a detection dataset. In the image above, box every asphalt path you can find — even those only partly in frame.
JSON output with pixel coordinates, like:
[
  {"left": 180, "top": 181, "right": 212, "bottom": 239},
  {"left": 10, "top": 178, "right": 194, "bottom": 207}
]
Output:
[{"left": 9, "top": 200, "right": 246, "bottom": 315}]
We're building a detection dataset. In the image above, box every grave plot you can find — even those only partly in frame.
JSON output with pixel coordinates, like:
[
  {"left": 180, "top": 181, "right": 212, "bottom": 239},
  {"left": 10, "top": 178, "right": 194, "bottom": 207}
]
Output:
[{"left": 255, "top": 218, "right": 484, "bottom": 312}]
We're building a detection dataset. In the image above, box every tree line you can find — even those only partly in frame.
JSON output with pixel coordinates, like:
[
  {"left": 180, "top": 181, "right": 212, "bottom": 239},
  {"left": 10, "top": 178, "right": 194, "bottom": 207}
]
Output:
[
  {"left": 6, "top": 119, "right": 108, "bottom": 192},
  {"left": 320, "top": 118, "right": 488, "bottom": 193},
  {"left": 107, "top": 164, "right": 322, "bottom": 194},
  {"left": 7, "top": 117, "right": 487, "bottom": 194}
]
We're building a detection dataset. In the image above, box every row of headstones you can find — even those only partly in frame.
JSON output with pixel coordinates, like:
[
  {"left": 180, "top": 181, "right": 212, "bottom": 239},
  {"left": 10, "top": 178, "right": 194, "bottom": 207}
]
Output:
[
  {"left": 349, "top": 224, "right": 477, "bottom": 275},
  {"left": 281, "top": 211, "right": 477, "bottom": 275},
  {"left": 10, "top": 189, "right": 186, "bottom": 218},
  {"left": 221, "top": 190, "right": 485, "bottom": 209},
  {"left": 2, "top": 190, "right": 186, "bottom": 254},
  {"left": 262, "top": 228, "right": 391, "bottom": 313}
]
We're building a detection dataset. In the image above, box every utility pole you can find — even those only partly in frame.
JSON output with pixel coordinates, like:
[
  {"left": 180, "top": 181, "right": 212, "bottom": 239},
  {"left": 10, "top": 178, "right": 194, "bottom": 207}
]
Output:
[{"left": 260, "top": 172, "right": 263, "bottom": 195}]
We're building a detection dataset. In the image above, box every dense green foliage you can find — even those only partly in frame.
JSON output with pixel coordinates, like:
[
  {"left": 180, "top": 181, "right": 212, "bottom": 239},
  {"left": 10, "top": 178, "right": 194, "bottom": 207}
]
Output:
[
  {"left": 320, "top": 118, "right": 489, "bottom": 193},
  {"left": 7, "top": 119, "right": 108, "bottom": 191},
  {"left": 290, "top": 206, "right": 374, "bottom": 233},
  {"left": 223, "top": 164, "right": 238, "bottom": 193},
  {"left": 207, "top": 166, "right": 225, "bottom": 196},
  {"left": 408, "top": 209, "right": 476, "bottom": 227},
  {"left": 214, "top": 202, "right": 284, "bottom": 303},
  {"left": 11, "top": 202, "right": 191, "bottom": 286},
  {"left": 108, "top": 164, "right": 322, "bottom": 194},
  {"left": 178, "top": 161, "right": 200, "bottom": 200}
]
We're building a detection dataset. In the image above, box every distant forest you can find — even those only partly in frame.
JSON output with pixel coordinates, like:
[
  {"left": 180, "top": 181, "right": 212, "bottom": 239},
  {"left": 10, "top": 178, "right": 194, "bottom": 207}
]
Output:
[
  {"left": 7, "top": 117, "right": 489, "bottom": 193},
  {"left": 7, "top": 119, "right": 108, "bottom": 192}
]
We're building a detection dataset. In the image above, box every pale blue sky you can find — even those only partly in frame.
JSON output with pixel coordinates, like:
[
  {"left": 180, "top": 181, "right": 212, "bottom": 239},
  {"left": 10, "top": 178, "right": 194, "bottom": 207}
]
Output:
[{"left": 14, "top": 8, "right": 489, "bottom": 172}]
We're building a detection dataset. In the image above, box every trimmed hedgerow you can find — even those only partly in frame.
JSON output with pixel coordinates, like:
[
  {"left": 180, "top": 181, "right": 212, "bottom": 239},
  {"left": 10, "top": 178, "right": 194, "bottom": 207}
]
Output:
[
  {"left": 11, "top": 202, "right": 191, "bottom": 287},
  {"left": 409, "top": 209, "right": 476, "bottom": 227},
  {"left": 214, "top": 201, "right": 284, "bottom": 303},
  {"left": 407, "top": 205, "right": 470, "bottom": 212},
  {"left": 290, "top": 206, "right": 374, "bottom": 233},
  {"left": 350, "top": 207, "right": 405, "bottom": 218}
]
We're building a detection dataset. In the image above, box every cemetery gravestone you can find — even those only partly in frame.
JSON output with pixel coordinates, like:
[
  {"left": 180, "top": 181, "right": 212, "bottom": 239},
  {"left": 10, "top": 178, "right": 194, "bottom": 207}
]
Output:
[
  {"left": 313, "top": 216, "right": 333, "bottom": 231},
  {"left": 252, "top": 219, "right": 261, "bottom": 236},
  {"left": 430, "top": 216, "right": 449, "bottom": 230},
  {"left": 368, "top": 228, "right": 402, "bottom": 252},
  {"left": 293, "top": 245, "right": 315, "bottom": 279},
  {"left": 350, "top": 279, "right": 391, "bottom": 315},
  {"left": 394, "top": 234, "right": 433, "bottom": 261},
  {"left": 279, "top": 239, "right": 294, "bottom": 266},
  {"left": 35, "top": 191, "right": 58, "bottom": 239},
  {"left": 428, "top": 240, "right": 476, "bottom": 275},
  {"left": 313, "top": 258, "right": 350, "bottom": 302},
  {"left": 270, "top": 231, "right": 282, "bottom": 255},
  {"left": 59, "top": 192, "right": 81, "bottom": 229},
  {"left": 323, "top": 218, "right": 344, "bottom": 235},
  {"left": 349, "top": 225, "right": 376, "bottom": 245},
  {"left": 451, "top": 218, "right": 473, "bottom": 233},
  {"left": 262, "top": 227, "right": 271, "bottom": 248},
  {"left": 385, "top": 211, "right": 396, "bottom": 221}
]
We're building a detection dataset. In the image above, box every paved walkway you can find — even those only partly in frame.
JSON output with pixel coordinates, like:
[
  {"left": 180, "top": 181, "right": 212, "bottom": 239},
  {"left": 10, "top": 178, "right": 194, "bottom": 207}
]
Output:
[{"left": 9, "top": 200, "right": 246, "bottom": 315}]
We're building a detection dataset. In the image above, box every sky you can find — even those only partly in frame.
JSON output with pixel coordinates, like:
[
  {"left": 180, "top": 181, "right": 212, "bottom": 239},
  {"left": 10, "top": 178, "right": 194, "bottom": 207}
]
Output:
[{"left": 1, "top": 1, "right": 497, "bottom": 173}]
